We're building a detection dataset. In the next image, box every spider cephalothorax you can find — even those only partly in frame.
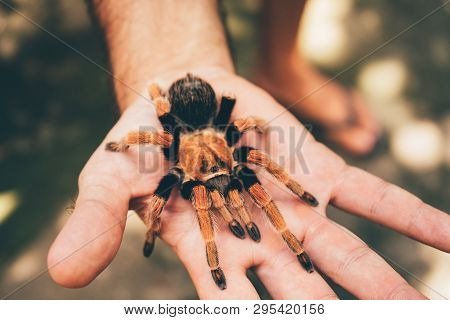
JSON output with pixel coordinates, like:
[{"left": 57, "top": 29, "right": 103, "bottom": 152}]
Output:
[{"left": 106, "top": 73, "right": 319, "bottom": 290}]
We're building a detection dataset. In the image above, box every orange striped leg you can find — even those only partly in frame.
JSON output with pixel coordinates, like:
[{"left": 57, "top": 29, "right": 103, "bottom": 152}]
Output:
[
  {"left": 105, "top": 131, "right": 173, "bottom": 152},
  {"left": 234, "top": 146, "right": 318, "bottom": 206},
  {"left": 236, "top": 165, "right": 314, "bottom": 273},
  {"left": 191, "top": 184, "right": 226, "bottom": 290},
  {"left": 148, "top": 83, "right": 171, "bottom": 117},
  {"left": 130, "top": 168, "right": 182, "bottom": 257},
  {"left": 131, "top": 195, "right": 165, "bottom": 257},
  {"left": 210, "top": 189, "right": 246, "bottom": 239},
  {"left": 225, "top": 117, "right": 267, "bottom": 146},
  {"left": 148, "top": 83, "right": 177, "bottom": 133}
]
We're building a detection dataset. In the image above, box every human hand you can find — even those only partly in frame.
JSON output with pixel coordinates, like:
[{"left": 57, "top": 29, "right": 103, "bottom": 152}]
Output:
[{"left": 47, "top": 67, "right": 450, "bottom": 299}]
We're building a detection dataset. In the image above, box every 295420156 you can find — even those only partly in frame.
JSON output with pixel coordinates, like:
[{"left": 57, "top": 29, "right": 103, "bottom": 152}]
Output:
[{"left": 253, "top": 303, "right": 325, "bottom": 315}]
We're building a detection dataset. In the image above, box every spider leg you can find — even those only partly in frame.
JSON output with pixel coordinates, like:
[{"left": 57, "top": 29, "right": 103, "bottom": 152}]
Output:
[
  {"left": 182, "top": 181, "right": 226, "bottom": 290},
  {"left": 148, "top": 83, "right": 177, "bottom": 132},
  {"left": 105, "top": 131, "right": 173, "bottom": 152},
  {"left": 234, "top": 146, "right": 319, "bottom": 206},
  {"left": 225, "top": 178, "right": 261, "bottom": 242},
  {"left": 130, "top": 167, "right": 183, "bottom": 257},
  {"left": 225, "top": 117, "right": 266, "bottom": 147},
  {"left": 148, "top": 83, "right": 182, "bottom": 161},
  {"left": 210, "top": 188, "right": 246, "bottom": 239},
  {"left": 131, "top": 196, "right": 163, "bottom": 257},
  {"left": 235, "top": 164, "right": 314, "bottom": 273},
  {"left": 213, "top": 92, "right": 236, "bottom": 130}
]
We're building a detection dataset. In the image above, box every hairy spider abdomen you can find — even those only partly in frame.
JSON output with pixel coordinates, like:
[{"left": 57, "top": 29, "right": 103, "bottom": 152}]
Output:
[{"left": 168, "top": 73, "right": 217, "bottom": 131}]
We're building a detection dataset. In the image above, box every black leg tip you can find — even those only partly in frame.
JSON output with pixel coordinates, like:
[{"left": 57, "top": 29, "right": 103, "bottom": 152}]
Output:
[
  {"left": 246, "top": 222, "right": 261, "bottom": 242},
  {"left": 105, "top": 142, "right": 118, "bottom": 152},
  {"left": 297, "top": 252, "right": 314, "bottom": 273},
  {"left": 229, "top": 219, "right": 246, "bottom": 239},
  {"left": 143, "top": 241, "right": 155, "bottom": 258},
  {"left": 211, "top": 268, "right": 227, "bottom": 290},
  {"left": 105, "top": 142, "right": 128, "bottom": 152},
  {"left": 301, "top": 191, "right": 319, "bottom": 207}
]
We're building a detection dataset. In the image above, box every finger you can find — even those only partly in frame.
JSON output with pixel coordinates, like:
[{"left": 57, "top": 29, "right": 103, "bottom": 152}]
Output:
[
  {"left": 179, "top": 251, "right": 259, "bottom": 299},
  {"left": 234, "top": 198, "right": 337, "bottom": 299},
  {"left": 47, "top": 173, "right": 130, "bottom": 288},
  {"left": 331, "top": 166, "right": 450, "bottom": 252},
  {"left": 301, "top": 210, "right": 427, "bottom": 299},
  {"left": 256, "top": 249, "right": 338, "bottom": 300},
  {"left": 173, "top": 227, "right": 260, "bottom": 299},
  {"left": 330, "top": 127, "right": 378, "bottom": 155},
  {"left": 351, "top": 90, "right": 381, "bottom": 136},
  {"left": 188, "top": 264, "right": 259, "bottom": 299}
]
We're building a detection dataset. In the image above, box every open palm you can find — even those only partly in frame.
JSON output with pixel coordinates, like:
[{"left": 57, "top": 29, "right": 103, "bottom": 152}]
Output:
[{"left": 48, "top": 69, "right": 450, "bottom": 299}]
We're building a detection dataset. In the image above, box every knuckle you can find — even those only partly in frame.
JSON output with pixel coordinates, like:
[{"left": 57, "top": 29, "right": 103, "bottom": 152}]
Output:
[
  {"left": 384, "top": 282, "right": 414, "bottom": 300},
  {"left": 303, "top": 216, "right": 328, "bottom": 245},
  {"left": 317, "top": 293, "right": 339, "bottom": 300},
  {"left": 338, "top": 245, "right": 373, "bottom": 276},
  {"left": 369, "top": 180, "right": 393, "bottom": 217},
  {"left": 405, "top": 199, "right": 424, "bottom": 235},
  {"left": 78, "top": 172, "right": 124, "bottom": 195}
]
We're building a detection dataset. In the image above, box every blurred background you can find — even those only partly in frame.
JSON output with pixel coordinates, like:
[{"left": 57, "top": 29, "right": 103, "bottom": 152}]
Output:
[{"left": 0, "top": 0, "right": 448, "bottom": 299}]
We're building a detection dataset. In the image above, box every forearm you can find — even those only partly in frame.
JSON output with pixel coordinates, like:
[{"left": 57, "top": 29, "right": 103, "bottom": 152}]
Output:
[{"left": 91, "top": 0, "right": 234, "bottom": 111}]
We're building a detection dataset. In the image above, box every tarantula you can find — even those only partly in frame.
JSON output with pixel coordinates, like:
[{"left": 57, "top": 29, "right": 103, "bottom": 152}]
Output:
[{"left": 105, "top": 74, "right": 319, "bottom": 290}]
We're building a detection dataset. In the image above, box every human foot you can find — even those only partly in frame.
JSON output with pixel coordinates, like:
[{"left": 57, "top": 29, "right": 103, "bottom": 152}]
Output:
[{"left": 254, "top": 57, "right": 381, "bottom": 156}]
